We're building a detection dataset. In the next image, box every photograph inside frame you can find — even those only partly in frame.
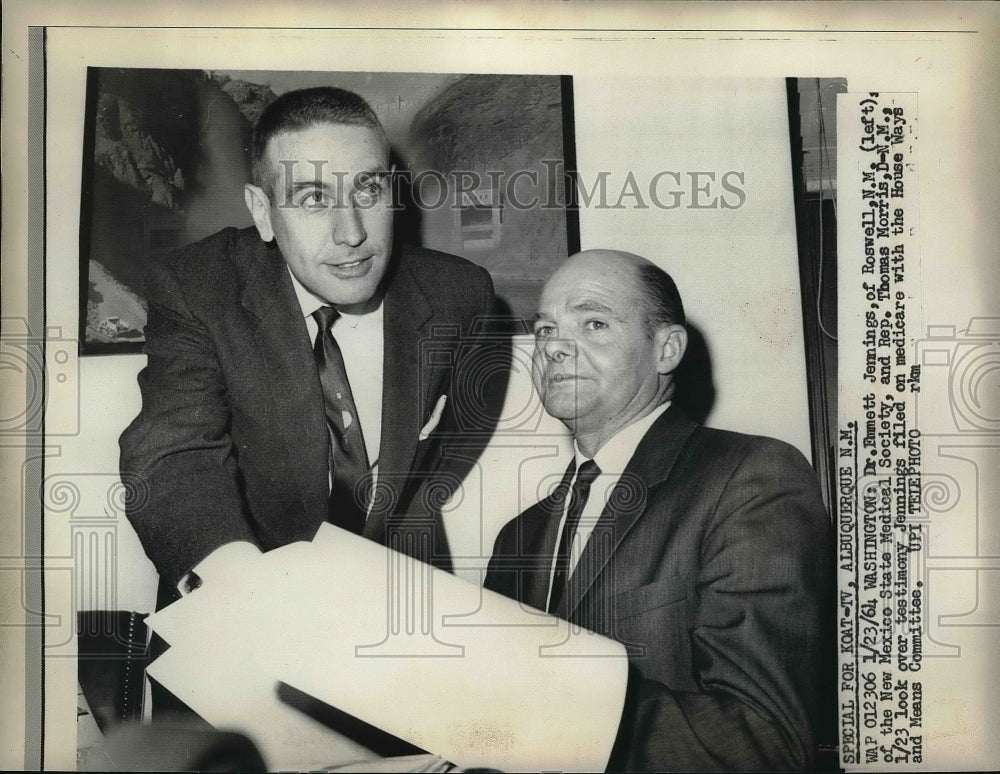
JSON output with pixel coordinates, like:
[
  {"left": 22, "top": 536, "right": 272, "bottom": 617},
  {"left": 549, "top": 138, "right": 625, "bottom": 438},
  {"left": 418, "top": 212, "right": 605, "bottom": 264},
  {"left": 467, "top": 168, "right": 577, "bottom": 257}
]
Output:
[{"left": 59, "top": 67, "right": 849, "bottom": 771}]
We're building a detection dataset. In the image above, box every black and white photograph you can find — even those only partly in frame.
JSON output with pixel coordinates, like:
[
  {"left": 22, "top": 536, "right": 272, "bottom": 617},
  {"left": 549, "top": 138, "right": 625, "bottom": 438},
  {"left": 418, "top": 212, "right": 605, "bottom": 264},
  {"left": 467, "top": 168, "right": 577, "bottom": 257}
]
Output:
[{"left": 2, "top": 3, "right": 998, "bottom": 773}]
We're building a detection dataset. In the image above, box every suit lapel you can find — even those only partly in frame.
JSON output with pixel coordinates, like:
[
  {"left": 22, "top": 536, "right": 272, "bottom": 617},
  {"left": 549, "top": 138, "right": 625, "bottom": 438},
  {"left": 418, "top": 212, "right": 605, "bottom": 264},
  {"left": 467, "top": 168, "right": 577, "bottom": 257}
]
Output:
[
  {"left": 486, "top": 460, "right": 573, "bottom": 610},
  {"left": 519, "top": 500, "right": 563, "bottom": 611},
  {"left": 521, "top": 462, "right": 576, "bottom": 610},
  {"left": 555, "top": 408, "right": 699, "bottom": 620},
  {"left": 364, "top": 248, "right": 435, "bottom": 539},
  {"left": 241, "top": 240, "right": 330, "bottom": 530},
  {"left": 240, "top": 242, "right": 441, "bottom": 543}
]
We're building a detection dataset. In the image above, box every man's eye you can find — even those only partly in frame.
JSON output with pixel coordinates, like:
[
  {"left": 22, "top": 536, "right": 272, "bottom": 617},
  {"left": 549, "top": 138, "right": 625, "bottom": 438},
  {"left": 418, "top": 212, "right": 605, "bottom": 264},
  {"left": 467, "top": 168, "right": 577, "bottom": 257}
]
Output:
[
  {"left": 352, "top": 180, "right": 386, "bottom": 207},
  {"left": 297, "top": 191, "right": 327, "bottom": 209},
  {"left": 534, "top": 325, "right": 555, "bottom": 339},
  {"left": 584, "top": 319, "right": 608, "bottom": 331}
]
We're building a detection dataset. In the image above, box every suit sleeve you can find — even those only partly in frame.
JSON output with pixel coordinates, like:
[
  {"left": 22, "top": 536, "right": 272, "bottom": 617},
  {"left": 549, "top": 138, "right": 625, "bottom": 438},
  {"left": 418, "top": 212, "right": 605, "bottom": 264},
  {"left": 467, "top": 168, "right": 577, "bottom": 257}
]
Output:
[
  {"left": 419, "top": 262, "right": 502, "bottom": 457},
  {"left": 448, "top": 263, "right": 503, "bottom": 432},
  {"left": 388, "top": 260, "right": 499, "bottom": 564},
  {"left": 607, "top": 440, "right": 834, "bottom": 772},
  {"left": 406, "top": 262, "right": 507, "bottom": 569},
  {"left": 119, "top": 258, "right": 258, "bottom": 588}
]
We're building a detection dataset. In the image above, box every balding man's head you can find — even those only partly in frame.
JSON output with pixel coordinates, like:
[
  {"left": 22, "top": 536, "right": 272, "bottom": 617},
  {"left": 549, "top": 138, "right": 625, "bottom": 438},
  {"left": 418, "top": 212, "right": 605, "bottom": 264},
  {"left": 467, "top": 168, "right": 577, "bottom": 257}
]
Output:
[
  {"left": 547, "top": 251, "right": 685, "bottom": 336},
  {"left": 532, "top": 250, "right": 688, "bottom": 454}
]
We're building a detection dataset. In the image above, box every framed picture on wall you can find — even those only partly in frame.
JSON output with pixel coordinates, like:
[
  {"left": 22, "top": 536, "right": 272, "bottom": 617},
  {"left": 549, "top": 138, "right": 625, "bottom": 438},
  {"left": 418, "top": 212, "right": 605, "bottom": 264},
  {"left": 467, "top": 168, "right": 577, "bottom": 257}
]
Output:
[{"left": 77, "top": 68, "right": 579, "bottom": 354}]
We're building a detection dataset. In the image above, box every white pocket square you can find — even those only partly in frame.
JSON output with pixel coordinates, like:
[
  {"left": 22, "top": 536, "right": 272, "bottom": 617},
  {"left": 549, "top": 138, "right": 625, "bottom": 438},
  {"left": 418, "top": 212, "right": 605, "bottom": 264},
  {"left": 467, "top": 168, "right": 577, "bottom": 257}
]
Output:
[{"left": 418, "top": 395, "right": 447, "bottom": 440}]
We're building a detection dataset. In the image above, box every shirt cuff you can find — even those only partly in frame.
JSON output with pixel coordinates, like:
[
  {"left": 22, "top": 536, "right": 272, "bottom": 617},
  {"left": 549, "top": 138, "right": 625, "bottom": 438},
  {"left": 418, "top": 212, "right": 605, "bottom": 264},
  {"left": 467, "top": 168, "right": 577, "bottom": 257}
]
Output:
[{"left": 176, "top": 541, "right": 261, "bottom": 596}]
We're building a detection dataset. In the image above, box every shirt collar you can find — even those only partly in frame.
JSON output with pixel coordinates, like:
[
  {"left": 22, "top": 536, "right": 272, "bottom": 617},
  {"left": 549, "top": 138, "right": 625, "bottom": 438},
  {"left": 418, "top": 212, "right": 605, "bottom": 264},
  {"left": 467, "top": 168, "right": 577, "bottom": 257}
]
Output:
[
  {"left": 574, "top": 401, "right": 672, "bottom": 474},
  {"left": 287, "top": 266, "right": 383, "bottom": 328}
]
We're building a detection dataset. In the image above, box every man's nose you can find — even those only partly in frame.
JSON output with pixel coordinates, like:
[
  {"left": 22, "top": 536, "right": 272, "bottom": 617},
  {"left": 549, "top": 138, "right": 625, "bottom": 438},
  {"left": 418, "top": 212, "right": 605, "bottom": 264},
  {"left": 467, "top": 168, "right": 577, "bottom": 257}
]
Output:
[
  {"left": 332, "top": 203, "right": 367, "bottom": 247},
  {"left": 542, "top": 334, "right": 575, "bottom": 362}
]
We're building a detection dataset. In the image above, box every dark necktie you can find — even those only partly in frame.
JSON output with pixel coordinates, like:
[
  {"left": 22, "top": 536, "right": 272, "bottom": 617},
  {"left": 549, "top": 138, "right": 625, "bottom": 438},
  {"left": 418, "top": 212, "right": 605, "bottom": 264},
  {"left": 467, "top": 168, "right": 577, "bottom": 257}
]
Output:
[
  {"left": 312, "top": 306, "right": 370, "bottom": 534},
  {"left": 548, "top": 459, "right": 602, "bottom": 613}
]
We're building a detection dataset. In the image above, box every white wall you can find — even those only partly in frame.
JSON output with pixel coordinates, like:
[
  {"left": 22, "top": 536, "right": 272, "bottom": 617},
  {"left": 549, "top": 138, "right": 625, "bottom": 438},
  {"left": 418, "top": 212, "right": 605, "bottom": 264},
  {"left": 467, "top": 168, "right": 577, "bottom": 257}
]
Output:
[
  {"left": 573, "top": 77, "right": 811, "bottom": 454},
  {"left": 43, "top": 353, "right": 157, "bottom": 613}
]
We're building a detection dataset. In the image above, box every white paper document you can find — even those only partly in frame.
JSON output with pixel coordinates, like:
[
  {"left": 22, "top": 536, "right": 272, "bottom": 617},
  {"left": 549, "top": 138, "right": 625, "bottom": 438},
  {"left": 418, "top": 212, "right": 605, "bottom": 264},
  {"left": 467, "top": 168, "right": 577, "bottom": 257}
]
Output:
[{"left": 146, "top": 524, "right": 629, "bottom": 772}]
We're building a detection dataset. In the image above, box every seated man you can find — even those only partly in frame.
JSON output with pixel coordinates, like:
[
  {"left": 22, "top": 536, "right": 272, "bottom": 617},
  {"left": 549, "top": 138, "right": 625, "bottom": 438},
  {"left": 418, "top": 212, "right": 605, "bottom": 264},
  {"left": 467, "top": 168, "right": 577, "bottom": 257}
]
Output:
[{"left": 485, "top": 250, "right": 834, "bottom": 771}]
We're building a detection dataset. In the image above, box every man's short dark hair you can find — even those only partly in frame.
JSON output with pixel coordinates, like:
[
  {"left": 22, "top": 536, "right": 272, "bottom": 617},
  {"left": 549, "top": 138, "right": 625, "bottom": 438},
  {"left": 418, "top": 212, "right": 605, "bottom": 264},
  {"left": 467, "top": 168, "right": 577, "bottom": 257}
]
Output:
[
  {"left": 250, "top": 86, "right": 388, "bottom": 196},
  {"left": 635, "top": 262, "right": 686, "bottom": 335}
]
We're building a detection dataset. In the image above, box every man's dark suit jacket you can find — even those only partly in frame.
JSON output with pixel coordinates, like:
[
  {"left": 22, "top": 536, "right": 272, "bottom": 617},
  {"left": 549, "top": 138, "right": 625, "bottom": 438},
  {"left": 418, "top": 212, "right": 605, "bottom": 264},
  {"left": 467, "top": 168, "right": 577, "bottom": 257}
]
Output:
[
  {"left": 120, "top": 226, "right": 497, "bottom": 593},
  {"left": 485, "top": 407, "right": 834, "bottom": 772}
]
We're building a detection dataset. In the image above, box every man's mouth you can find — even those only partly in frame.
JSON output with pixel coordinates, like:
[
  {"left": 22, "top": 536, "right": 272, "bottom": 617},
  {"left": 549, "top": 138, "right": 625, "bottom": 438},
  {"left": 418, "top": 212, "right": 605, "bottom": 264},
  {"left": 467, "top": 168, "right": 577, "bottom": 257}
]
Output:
[
  {"left": 326, "top": 256, "right": 373, "bottom": 277},
  {"left": 549, "top": 373, "right": 582, "bottom": 384}
]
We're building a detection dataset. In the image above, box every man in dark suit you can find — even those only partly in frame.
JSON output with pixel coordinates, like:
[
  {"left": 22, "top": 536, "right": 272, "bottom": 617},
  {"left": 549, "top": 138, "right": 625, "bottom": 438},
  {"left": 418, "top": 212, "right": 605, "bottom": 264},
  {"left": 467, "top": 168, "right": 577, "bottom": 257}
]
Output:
[
  {"left": 485, "top": 250, "right": 834, "bottom": 771},
  {"left": 120, "top": 87, "right": 497, "bottom": 619}
]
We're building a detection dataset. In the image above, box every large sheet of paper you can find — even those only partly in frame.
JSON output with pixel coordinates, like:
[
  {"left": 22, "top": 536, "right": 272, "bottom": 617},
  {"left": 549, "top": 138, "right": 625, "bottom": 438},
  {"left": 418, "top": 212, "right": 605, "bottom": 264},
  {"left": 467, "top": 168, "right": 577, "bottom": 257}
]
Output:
[{"left": 146, "top": 524, "right": 628, "bottom": 772}]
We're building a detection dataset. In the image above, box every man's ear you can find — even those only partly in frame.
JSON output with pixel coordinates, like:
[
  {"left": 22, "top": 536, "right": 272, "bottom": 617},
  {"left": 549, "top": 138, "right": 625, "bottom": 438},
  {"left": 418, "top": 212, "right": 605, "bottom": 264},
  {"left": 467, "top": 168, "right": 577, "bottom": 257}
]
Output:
[
  {"left": 244, "top": 184, "right": 274, "bottom": 243},
  {"left": 654, "top": 324, "right": 688, "bottom": 375}
]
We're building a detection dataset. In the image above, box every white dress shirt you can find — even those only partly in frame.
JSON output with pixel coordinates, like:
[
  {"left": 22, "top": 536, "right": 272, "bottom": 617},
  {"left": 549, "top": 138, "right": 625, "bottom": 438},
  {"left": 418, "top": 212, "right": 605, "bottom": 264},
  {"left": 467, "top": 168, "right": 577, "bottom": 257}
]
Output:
[
  {"left": 545, "top": 401, "right": 672, "bottom": 612},
  {"left": 288, "top": 268, "right": 384, "bottom": 468}
]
